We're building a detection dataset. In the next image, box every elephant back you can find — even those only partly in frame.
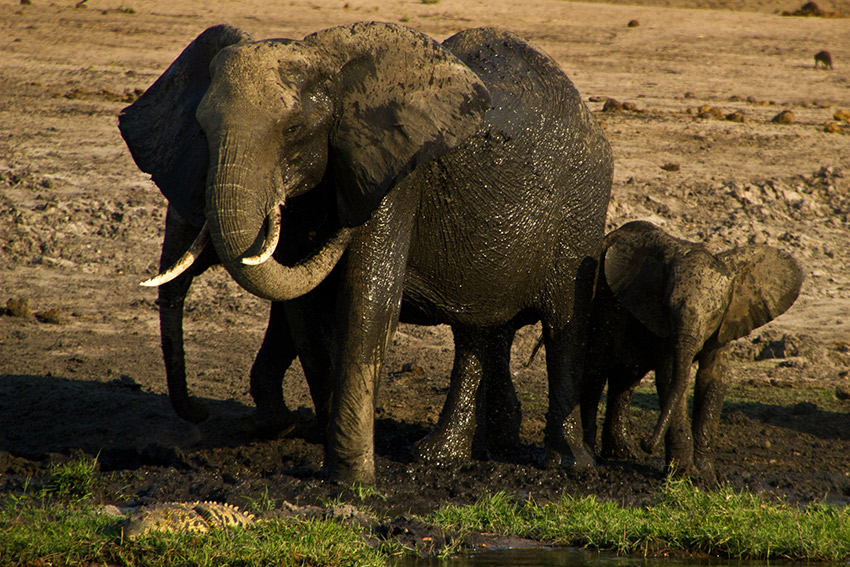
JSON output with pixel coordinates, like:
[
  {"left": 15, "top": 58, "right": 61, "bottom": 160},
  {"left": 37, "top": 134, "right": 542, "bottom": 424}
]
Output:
[
  {"left": 444, "top": 29, "right": 580, "bottom": 129},
  {"left": 442, "top": 28, "right": 609, "bottom": 172}
]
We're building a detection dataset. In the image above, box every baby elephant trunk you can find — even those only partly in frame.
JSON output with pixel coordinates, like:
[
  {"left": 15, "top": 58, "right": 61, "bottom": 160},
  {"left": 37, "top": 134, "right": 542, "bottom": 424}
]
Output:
[{"left": 641, "top": 333, "right": 701, "bottom": 454}]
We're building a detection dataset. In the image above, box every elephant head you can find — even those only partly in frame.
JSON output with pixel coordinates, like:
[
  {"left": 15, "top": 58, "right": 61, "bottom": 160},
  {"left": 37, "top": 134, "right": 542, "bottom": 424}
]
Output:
[
  {"left": 601, "top": 220, "right": 803, "bottom": 454},
  {"left": 119, "top": 22, "right": 490, "bottom": 300}
]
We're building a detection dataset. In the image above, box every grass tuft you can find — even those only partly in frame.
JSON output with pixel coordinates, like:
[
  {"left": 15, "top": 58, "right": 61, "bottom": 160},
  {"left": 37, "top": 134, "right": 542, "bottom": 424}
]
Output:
[{"left": 41, "top": 454, "right": 99, "bottom": 503}]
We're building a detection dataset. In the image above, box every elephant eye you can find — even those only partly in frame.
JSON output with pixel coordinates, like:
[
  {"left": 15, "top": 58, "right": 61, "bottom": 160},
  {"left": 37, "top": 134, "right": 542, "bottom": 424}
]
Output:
[{"left": 284, "top": 124, "right": 299, "bottom": 135}]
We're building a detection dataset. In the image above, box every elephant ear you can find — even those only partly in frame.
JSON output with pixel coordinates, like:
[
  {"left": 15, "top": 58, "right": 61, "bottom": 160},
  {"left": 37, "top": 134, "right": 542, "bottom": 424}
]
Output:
[
  {"left": 716, "top": 245, "right": 804, "bottom": 343},
  {"left": 603, "top": 221, "right": 674, "bottom": 338},
  {"left": 303, "top": 22, "right": 491, "bottom": 227},
  {"left": 118, "top": 25, "right": 252, "bottom": 227}
]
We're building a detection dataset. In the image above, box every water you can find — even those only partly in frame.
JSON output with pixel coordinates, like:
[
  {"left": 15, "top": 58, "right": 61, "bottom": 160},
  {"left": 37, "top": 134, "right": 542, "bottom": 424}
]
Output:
[{"left": 394, "top": 547, "right": 804, "bottom": 567}]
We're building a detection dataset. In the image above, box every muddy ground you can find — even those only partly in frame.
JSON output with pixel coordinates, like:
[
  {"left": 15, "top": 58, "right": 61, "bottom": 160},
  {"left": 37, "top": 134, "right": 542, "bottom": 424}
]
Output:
[{"left": 2, "top": 0, "right": 850, "bottom": 542}]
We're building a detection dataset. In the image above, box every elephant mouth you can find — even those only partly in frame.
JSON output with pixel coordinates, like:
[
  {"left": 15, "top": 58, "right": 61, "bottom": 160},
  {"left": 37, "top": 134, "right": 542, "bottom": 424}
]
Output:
[
  {"left": 139, "top": 204, "right": 282, "bottom": 288},
  {"left": 239, "top": 204, "right": 282, "bottom": 266}
]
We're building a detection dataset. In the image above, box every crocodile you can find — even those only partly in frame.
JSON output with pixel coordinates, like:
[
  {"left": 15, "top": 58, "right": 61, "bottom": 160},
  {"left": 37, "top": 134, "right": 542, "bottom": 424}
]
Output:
[{"left": 123, "top": 501, "right": 255, "bottom": 539}]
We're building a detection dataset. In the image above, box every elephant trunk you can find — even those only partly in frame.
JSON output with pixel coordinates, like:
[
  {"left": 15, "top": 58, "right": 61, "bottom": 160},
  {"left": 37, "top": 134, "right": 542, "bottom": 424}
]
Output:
[
  {"left": 205, "top": 161, "right": 350, "bottom": 302},
  {"left": 641, "top": 333, "right": 700, "bottom": 454}
]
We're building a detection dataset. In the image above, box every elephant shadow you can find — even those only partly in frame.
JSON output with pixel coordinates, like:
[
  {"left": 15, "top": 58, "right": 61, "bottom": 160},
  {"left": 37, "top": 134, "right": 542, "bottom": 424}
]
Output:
[
  {"left": 0, "top": 373, "right": 290, "bottom": 469},
  {"left": 723, "top": 399, "right": 850, "bottom": 442},
  {"left": 614, "top": 391, "right": 850, "bottom": 442},
  {"left": 0, "top": 372, "right": 457, "bottom": 472}
]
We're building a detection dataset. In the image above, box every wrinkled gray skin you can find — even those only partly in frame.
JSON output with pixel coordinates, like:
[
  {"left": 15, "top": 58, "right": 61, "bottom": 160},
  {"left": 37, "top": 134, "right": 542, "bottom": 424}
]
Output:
[
  {"left": 581, "top": 221, "right": 803, "bottom": 482},
  {"left": 120, "top": 22, "right": 612, "bottom": 483}
]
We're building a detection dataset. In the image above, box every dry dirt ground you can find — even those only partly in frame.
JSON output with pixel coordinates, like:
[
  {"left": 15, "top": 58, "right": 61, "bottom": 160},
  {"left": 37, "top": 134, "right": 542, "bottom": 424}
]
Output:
[{"left": 2, "top": 0, "right": 850, "bottom": 536}]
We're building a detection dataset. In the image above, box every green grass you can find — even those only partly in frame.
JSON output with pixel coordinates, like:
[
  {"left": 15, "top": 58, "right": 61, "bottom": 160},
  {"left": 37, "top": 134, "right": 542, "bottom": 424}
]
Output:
[
  {"left": 4, "top": 472, "right": 849, "bottom": 565},
  {"left": 430, "top": 477, "right": 850, "bottom": 561},
  {"left": 3, "top": 444, "right": 850, "bottom": 565},
  {"left": 0, "top": 499, "right": 386, "bottom": 567}
]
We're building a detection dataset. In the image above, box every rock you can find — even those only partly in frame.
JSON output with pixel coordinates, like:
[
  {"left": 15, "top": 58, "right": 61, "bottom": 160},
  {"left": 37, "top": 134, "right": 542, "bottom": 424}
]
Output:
[
  {"left": 98, "top": 504, "right": 125, "bottom": 519},
  {"left": 697, "top": 105, "right": 724, "bottom": 119},
  {"left": 782, "top": 189, "right": 805, "bottom": 208},
  {"left": 35, "top": 308, "right": 65, "bottom": 324},
  {"left": 823, "top": 122, "right": 842, "bottom": 134},
  {"left": 5, "top": 297, "right": 33, "bottom": 318},
  {"left": 835, "top": 384, "right": 850, "bottom": 401},
  {"left": 772, "top": 110, "right": 795, "bottom": 124},
  {"left": 602, "top": 98, "right": 624, "bottom": 112},
  {"left": 628, "top": 19, "right": 640, "bottom": 27},
  {"left": 834, "top": 109, "right": 850, "bottom": 122},
  {"left": 756, "top": 335, "right": 797, "bottom": 360},
  {"left": 726, "top": 111, "right": 745, "bottom": 122}
]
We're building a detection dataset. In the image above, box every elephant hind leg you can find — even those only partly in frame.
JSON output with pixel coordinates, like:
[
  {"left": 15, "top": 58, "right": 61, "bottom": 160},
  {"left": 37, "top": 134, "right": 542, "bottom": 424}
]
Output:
[
  {"left": 250, "top": 301, "right": 298, "bottom": 437},
  {"left": 541, "top": 320, "right": 595, "bottom": 470},
  {"left": 479, "top": 326, "right": 521, "bottom": 459},
  {"left": 415, "top": 325, "right": 518, "bottom": 464}
]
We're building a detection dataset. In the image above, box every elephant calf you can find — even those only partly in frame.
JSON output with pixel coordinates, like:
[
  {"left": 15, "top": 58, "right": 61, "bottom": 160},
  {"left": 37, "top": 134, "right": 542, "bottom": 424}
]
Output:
[{"left": 581, "top": 220, "right": 803, "bottom": 482}]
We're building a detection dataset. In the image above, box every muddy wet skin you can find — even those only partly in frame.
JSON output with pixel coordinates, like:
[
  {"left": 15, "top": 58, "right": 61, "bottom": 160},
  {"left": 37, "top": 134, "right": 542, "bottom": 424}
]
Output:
[{"left": 1, "top": 0, "right": 850, "bottom": 551}]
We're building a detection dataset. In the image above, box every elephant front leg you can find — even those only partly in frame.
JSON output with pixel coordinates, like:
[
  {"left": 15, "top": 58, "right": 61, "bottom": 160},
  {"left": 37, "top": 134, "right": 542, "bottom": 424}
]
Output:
[
  {"left": 157, "top": 207, "right": 214, "bottom": 424},
  {"left": 600, "top": 367, "right": 643, "bottom": 460},
  {"left": 541, "top": 322, "right": 594, "bottom": 470},
  {"left": 250, "top": 301, "right": 298, "bottom": 437},
  {"left": 284, "top": 284, "right": 338, "bottom": 442},
  {"left": 323, "top": 191, "right": 415, "bottom": 484},
  {"left": 654, "top": 359, "right": 695, "bottom": 475},
  {"left": 692, "top": 344, "right": 729, "bottom": 484}
]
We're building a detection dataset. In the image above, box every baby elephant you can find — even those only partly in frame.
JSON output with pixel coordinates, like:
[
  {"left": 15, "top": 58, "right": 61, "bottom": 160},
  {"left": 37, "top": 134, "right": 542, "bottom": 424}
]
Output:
[{"left": 582, "top": 221, "right": 802, "bottom": 482}]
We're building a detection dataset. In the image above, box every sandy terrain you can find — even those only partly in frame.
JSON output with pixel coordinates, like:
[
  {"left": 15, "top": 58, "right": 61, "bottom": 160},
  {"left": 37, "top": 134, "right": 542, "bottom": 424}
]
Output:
[{"left": 1, "top": 0, "right": 850, "bottom": 529}]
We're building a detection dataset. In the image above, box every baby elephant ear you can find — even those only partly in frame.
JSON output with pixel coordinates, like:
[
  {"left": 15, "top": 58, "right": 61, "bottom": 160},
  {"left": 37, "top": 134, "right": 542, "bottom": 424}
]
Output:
[
  {"left": 119, "top": 25, "right": 252, "bottom": 227},
  {"left": 603, "top": 222, "right": 673, "bottom": 337},
  {"left": 305, "top": 22, "right": 490, "bottom": 226},
  {"left": 716, "top": 245, "right": 803, "bottom": 343}
]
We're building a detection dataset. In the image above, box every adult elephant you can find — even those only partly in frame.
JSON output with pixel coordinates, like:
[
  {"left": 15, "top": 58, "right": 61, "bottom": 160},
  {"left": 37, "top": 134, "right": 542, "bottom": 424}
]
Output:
[
  {"left": 581, "top": 221, "right": 802, "bottom": 482},
  {"left": 120, "top": 22, "right": 612, "bottom": 483}
]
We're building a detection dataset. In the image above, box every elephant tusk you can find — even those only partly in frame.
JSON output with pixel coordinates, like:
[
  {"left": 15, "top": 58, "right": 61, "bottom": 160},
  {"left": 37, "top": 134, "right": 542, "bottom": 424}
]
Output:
[
  {"left": 241, "top": 205, "right": 282, "bottom": 266},
  {"left": 140, "top": 222, "right": 210, "bottom": 287}
]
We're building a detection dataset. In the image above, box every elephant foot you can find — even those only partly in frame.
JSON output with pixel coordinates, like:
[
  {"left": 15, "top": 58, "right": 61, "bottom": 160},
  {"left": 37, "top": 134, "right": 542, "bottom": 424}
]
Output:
[
  {"left": 569, "top": 446, "right": 596, "bottom": 470},
  {"left": 600, "top": 436, "right": 638, "bottom": 461},
  {"left": 251, "top": 409, "right": 297, "bottom": 439},
  {"left": 414, "top": 430, "right": 472, "bottom": 466},
  {"left": 537, "top": 446, "right": 595, "bottom": 471},
  {"left": 484, "top": 426, "right": 521, "bottom": 459},
  {"left": 321, "top": 456, "right": 376, "bottom": 485},
  {"left": 663, "top": 456, "right": 697, "bottom": 480},
  {"left": 538, "top": 448, "right": 563, "bottom": 469},
  {"left": 172, "top": 397, "right": 210, "bottom": 424},
  {"left": 694, "top": 453, "right": 719, "bottom": 486}
]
